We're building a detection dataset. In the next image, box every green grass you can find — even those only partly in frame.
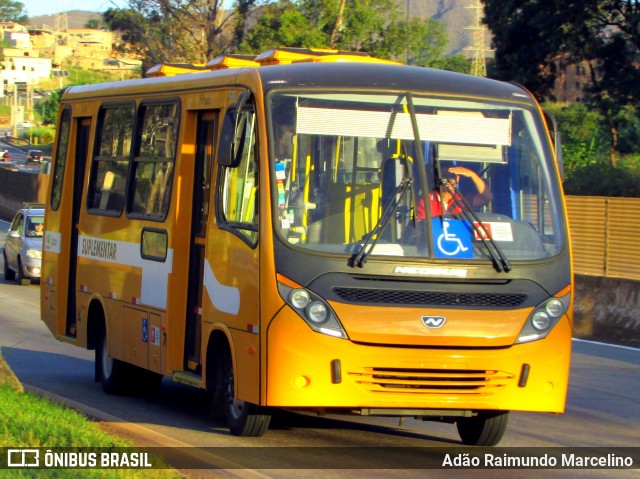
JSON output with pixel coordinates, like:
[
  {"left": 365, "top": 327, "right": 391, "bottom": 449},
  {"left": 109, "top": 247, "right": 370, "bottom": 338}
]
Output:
[
  {"left": 618, "top": 153, "right": 640, "bottom": 173},
  {"left": 64, "top": 67, "right": 140, "bottom": 85},
  {"left": 19, "top": 126, "right": 55, "bottom": 149},
  {"left": 0, "top": 352, "right": 183, "bottom": 478}
]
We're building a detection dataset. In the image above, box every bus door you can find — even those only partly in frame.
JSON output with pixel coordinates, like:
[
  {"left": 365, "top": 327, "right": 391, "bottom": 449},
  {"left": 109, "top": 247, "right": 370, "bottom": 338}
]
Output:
[
  {"left": 184, "top": 110, "right": 217, "bottom": 370},
  {"left": 66, "top": 117, "right": 91, "bottom": 337}
]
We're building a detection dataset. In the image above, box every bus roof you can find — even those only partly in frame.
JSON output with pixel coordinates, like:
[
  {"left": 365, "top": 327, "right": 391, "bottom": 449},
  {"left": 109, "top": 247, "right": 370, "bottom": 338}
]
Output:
[
  {"left": 146, "top": 63, "right": 208, "bottom": 77},
  {"left": 62, "top": 51, "right": 532, "bottom": 106}
]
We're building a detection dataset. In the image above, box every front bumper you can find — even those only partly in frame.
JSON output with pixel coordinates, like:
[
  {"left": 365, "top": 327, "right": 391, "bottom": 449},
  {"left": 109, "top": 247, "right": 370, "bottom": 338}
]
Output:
[
  {"left": 264, "top": 309, "right": 571, "bottom": 414},
  {"left": 21, "top": 256, "right": 42, "bottom": 278}
]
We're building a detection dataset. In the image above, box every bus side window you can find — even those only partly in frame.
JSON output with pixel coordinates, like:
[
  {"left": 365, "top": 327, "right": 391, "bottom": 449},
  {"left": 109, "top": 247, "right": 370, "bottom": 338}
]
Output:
[
  {"left": 50, "top": 107, "right": 72, "bottom": 211},
  {"left": 129, "top": 102, "right": 178, "bottom": 219},
  {"left": 87, "top": 104, "right": 135, "bottom": 214},
  {"left": 217, "top": 105, "right": 258, "bottom": 244}
]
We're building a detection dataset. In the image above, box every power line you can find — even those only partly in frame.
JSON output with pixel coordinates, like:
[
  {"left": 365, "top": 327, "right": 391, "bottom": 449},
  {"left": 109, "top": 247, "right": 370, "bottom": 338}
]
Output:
[{"left": 465, "top": 0, "right": 491, "bottom": 77}]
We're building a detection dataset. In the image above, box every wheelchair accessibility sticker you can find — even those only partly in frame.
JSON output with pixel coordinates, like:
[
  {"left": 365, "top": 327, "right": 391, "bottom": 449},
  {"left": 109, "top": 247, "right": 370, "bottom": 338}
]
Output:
[{"left": 432, "top": 219, "right": 473, "bottom": 259}]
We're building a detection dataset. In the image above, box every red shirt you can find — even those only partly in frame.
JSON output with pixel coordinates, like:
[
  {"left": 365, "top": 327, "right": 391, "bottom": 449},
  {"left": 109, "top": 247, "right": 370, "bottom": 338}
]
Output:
[{"left": 416, "top": 191, "right": 463, "bottom": 220}]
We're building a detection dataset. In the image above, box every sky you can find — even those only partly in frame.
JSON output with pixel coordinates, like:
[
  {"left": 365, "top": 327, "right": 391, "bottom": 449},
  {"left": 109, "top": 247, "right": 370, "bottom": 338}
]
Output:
[{"left": 23, "top": 0, "right": 127, "bottom": 17}]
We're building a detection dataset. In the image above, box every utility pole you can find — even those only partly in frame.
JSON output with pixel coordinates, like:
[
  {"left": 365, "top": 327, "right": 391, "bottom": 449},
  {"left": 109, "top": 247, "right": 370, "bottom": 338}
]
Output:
[
  {"left": 55, "top": 1, "right": 69, "bottom": 47},
  {"left": 465, "top": 0, "right": 491, "bottom": 77},
  {"left": 12, "top": 82, "right": 17, "bottom": 138}
]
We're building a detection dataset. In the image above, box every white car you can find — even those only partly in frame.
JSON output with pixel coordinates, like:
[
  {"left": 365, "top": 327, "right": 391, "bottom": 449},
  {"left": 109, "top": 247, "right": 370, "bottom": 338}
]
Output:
[
  {"left": 3, "top": 204, "right": 44, "bottom": 284},
  {"left": 22, "top": 120, "right": 33, "bottom": 128}
]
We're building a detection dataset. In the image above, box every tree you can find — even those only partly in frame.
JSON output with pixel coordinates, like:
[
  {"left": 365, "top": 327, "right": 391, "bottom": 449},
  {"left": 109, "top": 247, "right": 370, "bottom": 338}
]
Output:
[
  {"left": 42, "top": 88, "right": 64, "bottom": 125},
  {"left": 105, "top": 0, "right": 464, "bottom": 75},
  {"left": 104, "top": 0, "right": 252, "bottom": 70},
  {"left": 233, "top": 0, "right": 260, "bottom": 49},
  {"left": 483, "top": 0, "right": 640, "bottom": 167},
  {"left": 104, "top": 7, "right": 182, "bottom": 70},
  {"left": 328, "top": 0, "right": 346, "bottom": 48},
  {"left": 84, "top": 17, "right": 108, "bottom": 29},
  {"left": 372, "top": 16, "right": 467, "bottom": 71},
  {"left": 241, "top": 0, "right": 464, "bottom": 72},
  {"left": 0, "top": 0, "right": 27, "bottom": 24},
  {"left": 482, "top": 0, "right": 562, "bottom": 99},
  {"left": 239, "top": 1, "right": 325, "bottom": 53},
  {"left": 330, "top": 0, "right": 399, "bottom": 52}
]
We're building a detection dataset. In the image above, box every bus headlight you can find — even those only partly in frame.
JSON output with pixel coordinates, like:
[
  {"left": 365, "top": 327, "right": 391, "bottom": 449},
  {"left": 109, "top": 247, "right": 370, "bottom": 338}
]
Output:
[
  {"left": 289, "top": 289, "right": 311, "bottom": 309},
  {"left": 545, "top": 298, "right": 565, "bottom": 318},
  {"left": 516, "top": 293, "right": 570, "bottom": 344},
  {"left": 531, "top": 311, "right": 551, "bottom": 331},
  {"left": 306, "top": 301, "right": 328, "bottom": 324},
  {"left": 278, "top": 281, "right": 348, "bottom": 339}
]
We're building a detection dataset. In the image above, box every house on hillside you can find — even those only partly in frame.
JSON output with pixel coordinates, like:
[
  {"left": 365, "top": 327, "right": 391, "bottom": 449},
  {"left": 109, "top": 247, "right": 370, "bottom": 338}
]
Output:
[
  {"left": 63, "top": 28, "right": 141, "bottom": 72},
  {"left": 0, "top": 22, "right": 142, "bottom": 99},
  {"left": 0, "top": 22, "right": 53, "bottom": 98}
]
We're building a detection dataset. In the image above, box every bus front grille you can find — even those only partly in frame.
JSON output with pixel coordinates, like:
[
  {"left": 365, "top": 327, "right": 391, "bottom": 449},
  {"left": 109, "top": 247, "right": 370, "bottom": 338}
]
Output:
[
  {"left": 349, "top": 367, "right": 515, "bottom": 394},
  {"left": 334, "top": 288, "right": 527, "bottom": 308}
]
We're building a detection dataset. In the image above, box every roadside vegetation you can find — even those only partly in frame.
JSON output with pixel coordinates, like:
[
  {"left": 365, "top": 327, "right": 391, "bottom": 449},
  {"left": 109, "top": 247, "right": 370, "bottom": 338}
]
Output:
[
  {"left": 8, "top": 1, "right": 640, "bottom": 197},
  {"left": 546, "top": 102, "right": 640, "bottom": 197},
  {"left": 0, "top": 352, "right": 181, "bottom": 479},
  {"left": 483, "top": 1, "right": 640, "bottom": 197},
  {"left": 0, "top": 67, "right": 127, "bottom": 151}
]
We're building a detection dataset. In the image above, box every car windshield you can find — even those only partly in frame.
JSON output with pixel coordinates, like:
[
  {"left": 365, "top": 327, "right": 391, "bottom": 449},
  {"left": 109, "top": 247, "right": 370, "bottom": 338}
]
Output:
[{"left": 268, "top": 91, "right": 565, "bottom": 264}]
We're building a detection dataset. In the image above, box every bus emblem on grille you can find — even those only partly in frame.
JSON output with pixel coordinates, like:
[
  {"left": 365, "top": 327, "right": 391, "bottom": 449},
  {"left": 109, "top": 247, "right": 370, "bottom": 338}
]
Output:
[{"left": 421, "top": 316, "right": 446, "bottom": 328}]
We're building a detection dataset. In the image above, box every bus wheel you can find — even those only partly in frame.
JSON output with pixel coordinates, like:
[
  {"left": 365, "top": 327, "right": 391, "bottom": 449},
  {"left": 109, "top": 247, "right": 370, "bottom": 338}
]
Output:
[
  {"left": 3, "top": 252, "right": 15, "bottom": 280},
  {"left": 222, "top": 354, "right": 271, "bottom": 437},
  {"left": 456, "top": 411, "right": 509, "bottom": 446},
  {"left": 96, "top": 325, "right": 131, "bottom": 395}
]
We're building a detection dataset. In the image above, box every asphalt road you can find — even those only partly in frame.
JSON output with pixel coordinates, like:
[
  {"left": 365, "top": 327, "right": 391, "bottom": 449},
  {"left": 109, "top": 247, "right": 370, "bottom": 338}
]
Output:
[
  {"left": 0, "top": 140, "right": 42, "bottom": 172},
  {"left": 0, "top": 220, "right": 638, "bottom": 478}
]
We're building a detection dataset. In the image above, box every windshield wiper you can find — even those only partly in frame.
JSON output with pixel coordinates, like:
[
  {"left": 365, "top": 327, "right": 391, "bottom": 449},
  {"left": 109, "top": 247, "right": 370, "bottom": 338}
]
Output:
[
  {"left": 349, "top": 177, "right": 412, "bottom": 268},
  {"left": 439, "top": 178, "right": 511, "bottom": 272}
]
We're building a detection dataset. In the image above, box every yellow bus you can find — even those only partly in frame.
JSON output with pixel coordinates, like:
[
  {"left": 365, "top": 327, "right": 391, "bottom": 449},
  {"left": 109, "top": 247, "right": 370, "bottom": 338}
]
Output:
[{"left": 41, "top": 47, "right": 572, "bottom": 446}]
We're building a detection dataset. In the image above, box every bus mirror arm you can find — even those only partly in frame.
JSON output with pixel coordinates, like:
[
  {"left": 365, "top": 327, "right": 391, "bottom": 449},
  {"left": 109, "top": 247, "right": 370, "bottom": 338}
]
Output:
[
  {"left": 221, "top": 90, "right": 252, "bottom": 168},
  {"left": 230, "top": 114, "right": 248, "bottom": 167},
  {"left": 543, "top": 109, "right": 564, "bottom": 180}
]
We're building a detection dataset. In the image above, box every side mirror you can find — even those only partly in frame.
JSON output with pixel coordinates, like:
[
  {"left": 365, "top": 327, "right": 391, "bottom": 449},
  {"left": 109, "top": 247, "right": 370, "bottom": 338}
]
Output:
[
  {"left": 220, "top": 90, "right": 252, "bottom": 168},
  {"left": 8, "top": 230, "right": 20, "bottom": 238},
  {"left": 543, "top": 110, "right": 564, "bottom": 180},
  {"left": 231, "top": 111, "right": 249, "bottom": 167}
]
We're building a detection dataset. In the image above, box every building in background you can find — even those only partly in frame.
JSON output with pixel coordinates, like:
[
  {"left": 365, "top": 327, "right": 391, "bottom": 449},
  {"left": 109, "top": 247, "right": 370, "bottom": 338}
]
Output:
[
  {"left": 0, "top": 22, "right": 53, "bottom": 100},
  {"left": 0, "top": 20, "right": 141, "bottom": 100}
]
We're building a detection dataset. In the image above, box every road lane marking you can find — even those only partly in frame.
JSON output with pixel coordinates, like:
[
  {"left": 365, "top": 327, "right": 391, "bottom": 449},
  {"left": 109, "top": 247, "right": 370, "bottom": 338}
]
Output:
[{"left": 572, "top": 337, "right": 640, "bottom": 352}]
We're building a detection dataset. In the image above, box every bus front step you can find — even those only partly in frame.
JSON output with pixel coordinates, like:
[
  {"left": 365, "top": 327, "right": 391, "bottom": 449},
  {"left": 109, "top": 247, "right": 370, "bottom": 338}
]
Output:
[{"left": 172, "top": 370, "right": 203, "bottom": 387}]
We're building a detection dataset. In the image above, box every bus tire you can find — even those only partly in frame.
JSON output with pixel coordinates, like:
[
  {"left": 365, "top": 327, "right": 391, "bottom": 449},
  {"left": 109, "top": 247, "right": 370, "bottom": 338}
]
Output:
[
  {"left": 456, "top": 411, "right": 509, "bottom": 446},
  {"left": 222, "top": 353, "right": 271, "bottom": 437},
  {"left": 96, "top": 325, "right": 131, "bottom": 395},
  {"left": 3, "top": 252, "right": 15, "bottom": 280}
]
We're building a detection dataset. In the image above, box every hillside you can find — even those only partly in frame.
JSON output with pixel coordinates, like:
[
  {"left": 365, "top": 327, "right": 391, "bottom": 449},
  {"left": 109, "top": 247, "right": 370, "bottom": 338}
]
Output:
[
  {"left": 28, "top": 1, "right": 489, "bottom": 56},
  {"left": 29, "top": 10, "right": 101, "bottom": 30},
  {"left": 401, "top": 0, "right": 491, "bottom": 56}
]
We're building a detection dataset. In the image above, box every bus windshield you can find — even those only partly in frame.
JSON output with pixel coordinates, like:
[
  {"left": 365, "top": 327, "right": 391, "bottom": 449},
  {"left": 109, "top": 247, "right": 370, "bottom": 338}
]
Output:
[{"left": 269, "top": 91, "right": 564, "bottom": 264}]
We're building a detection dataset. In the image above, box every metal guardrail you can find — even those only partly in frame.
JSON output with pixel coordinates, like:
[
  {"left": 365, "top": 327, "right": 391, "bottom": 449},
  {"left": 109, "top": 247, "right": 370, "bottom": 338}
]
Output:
[{"left": 566, "top": 196, "right": 640, "bottom": 281}]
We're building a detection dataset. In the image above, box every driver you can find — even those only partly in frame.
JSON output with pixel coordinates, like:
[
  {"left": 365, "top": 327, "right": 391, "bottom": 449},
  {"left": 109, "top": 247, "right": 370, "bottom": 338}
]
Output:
[{"left": 416, "top": 166, "right": 492, "bottom": 218}]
